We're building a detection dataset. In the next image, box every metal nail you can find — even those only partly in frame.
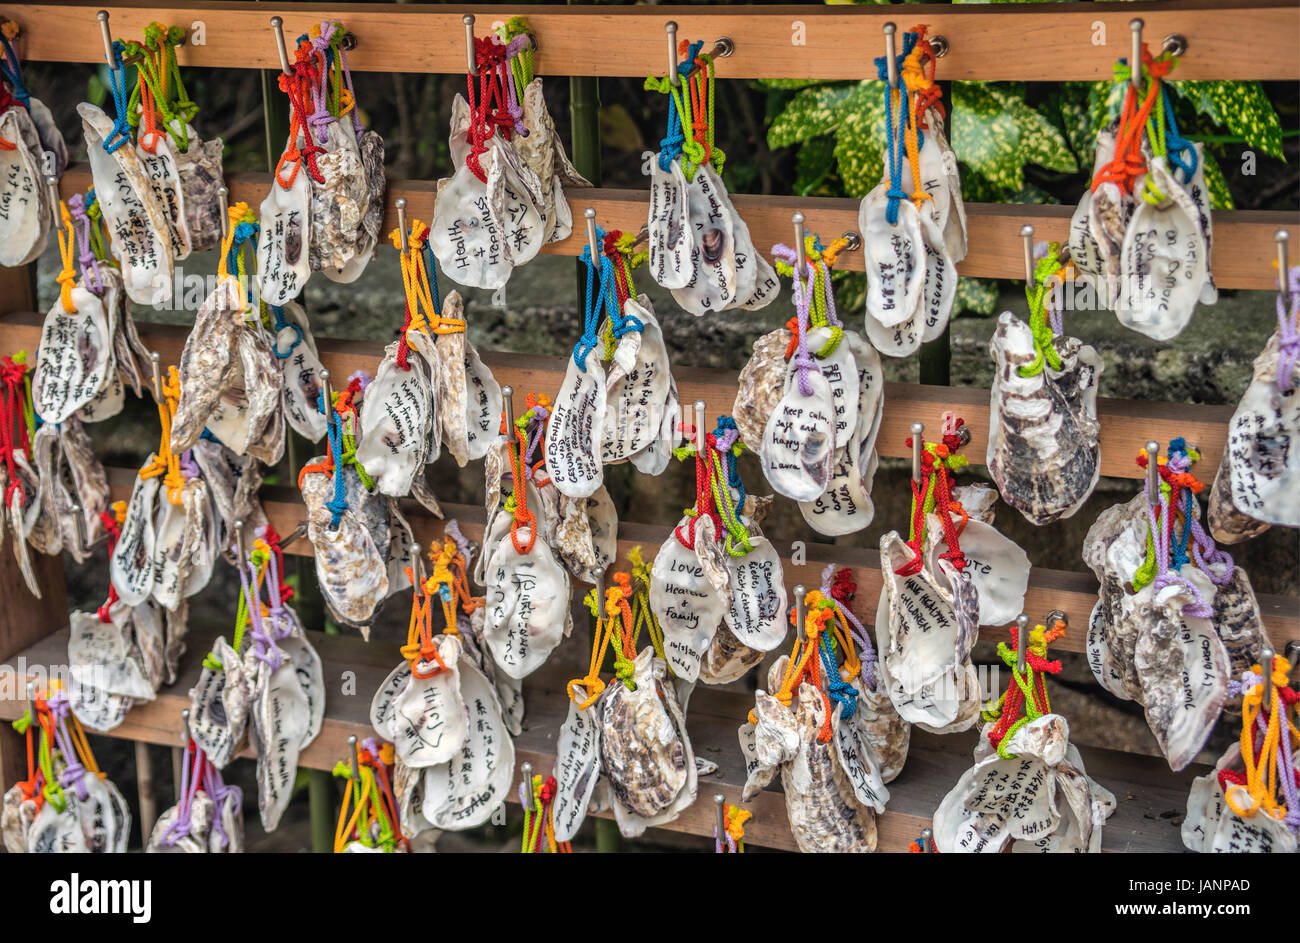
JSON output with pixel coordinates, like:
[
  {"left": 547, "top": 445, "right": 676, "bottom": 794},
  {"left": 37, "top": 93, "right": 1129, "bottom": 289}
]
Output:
[
  {"left": 521, "top": 762, "right": 533, "bottom": 811},
  {"left": 464, "top": 15, "right": 477, "bottom": 77},
  {"left": 714, "top": 794, "right": 726, "bottom": 847},
  {"left": 921, "top": 827, "right": 934, "bottom": 852},
  {"left": 502, "top": 384, "right": 515, "bottom": 445},
  {"left": 180, "top": 708, "right": 190, "bottom": 744},
  {"left": 584, "top": 207, "right": 599, "bottom": 267},
  {"left": 792, "top": 212, "right": 806, "bottom": 279},
  {"left": 1016, "top": 614, "right": 1030, "bottom": 675},
  {"left": 149, "top": 351, "right": 162, "bottom": 402},
  {"left": 319, "top": 368, "right": 332, "bottom": 417},
  {"left": 71, "top": 503, "right": 87, "bottom": 550},
  {"left": 883, "top": 22, "right": 898, "bottom": 90},
  {"left": 1021, "top": 224, "right": 1035, "bottom": 288},
  {"left": 270, "top": 16, "right": 291, "bottom": 76},
  {"left": 1260, "top": 647, "right": 1274, "bottom": 710},
  {"left": 1129, "top": 19, "right": 1144, "bottom": 91},
  {"left": 694, "top": 400, "right": 706, "bottom": 454},
  {"left": 1276, "top": 229, "right": 1290, "bottom": 306},
  {"left": 45, "top": 175, "right": 61, "bottom": 232},
  {"left": 348, "top": 734, "right": 360, "bottom": 781},
  {"left": 396, "top": 197, "right": 409, "bottom": 257},
  {"left": 910, "top": 421, "right": 924, "bottom": 484},
  {"left": 217, "top": 186, "right": 228, "bottom": 238},
  {"left": 1146, "top": 440, "right": 1160, "bottom": 505},
  {"left": 96, "top": 10, "right": 115, "bottom": 67},
  {"left": 233, "top": 518, "right": 245, "bottom": 565},
  {"left": 842, "top": 230, "right": 862, "bottom": 252},
  {"left": 411, "top": 543, "right": 423, "bottom": 587},
  {"left": 666, "top": 21, "right": 679, "bottom": 87},
  {"left": 794, "top": 584, "right": 806, "bottom": 644}
]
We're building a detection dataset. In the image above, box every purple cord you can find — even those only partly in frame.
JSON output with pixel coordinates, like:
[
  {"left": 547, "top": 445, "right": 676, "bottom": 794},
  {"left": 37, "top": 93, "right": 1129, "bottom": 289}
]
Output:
[
  {"left": 46, "top": 692, "right": 91, "bottom": 801},
  {"left": 67, "top": 194, "right": 105, "bottom": 295},
  {"left": 1147, "top": 492, "right": 1213, "bottom": 617},
  {"left": 162, "top": 742, "right": 203, "bottom": 846},
  {"left": 771, "top": 243, "right": 817, "bottom": 398},
  {"left": 502, "top": 36, "right": 530, "bottom": 136},
  {"left": 202, "top": 761, "right": 242, "bottom": 850},
  {"left": 1276, "top": 265, "right": 1300, "bottom": 393}
]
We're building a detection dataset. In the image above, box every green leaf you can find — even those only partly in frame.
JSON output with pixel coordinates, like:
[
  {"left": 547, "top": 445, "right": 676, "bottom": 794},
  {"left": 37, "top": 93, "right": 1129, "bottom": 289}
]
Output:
[
  {"left": 87, "top": 73, "right": 108, "bottom": 108},
  {"left": 954, "top": 277, "right": 999, "bottom": 317},
  {"left": 754, "top": 78, "right": 829, "bottom": 91},
  {"left": 1086, "top": 79, "right": 1126, "bottom": 139},
  {"left": 952, "top": 82, "right": 1076, "bottom": 191},
  {"left": 794, "top": 134, "right": 837, "bottom": 196},
  {"left": 767, "top": 81, "right": 864, "bottom": 149},
  {"left": 1172, "top": 80, "right": 1284, "bottom": 159},
  {"left": 1199, "top": 147, "right": 1234, "bottom": 210},
  {"left": 831, "top": 89, "right": 887, "bottom": 198}
]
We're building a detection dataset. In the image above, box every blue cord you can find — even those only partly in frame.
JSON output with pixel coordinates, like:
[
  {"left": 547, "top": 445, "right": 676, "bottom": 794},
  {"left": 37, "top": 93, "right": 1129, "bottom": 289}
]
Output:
[
  {"left": 657, "top": 40, "right": 702, "bottom": 171},
  {"left": 102, "top": 41, "right": 132, "bottom": 154},
  {"left": 0, "top": 34, "right": 30, "bottom": 109},
  {"left": 874, "top": 31, "right": 919, "bottom": 225},
  {"left": 574, "top": 226, "right": 618, "bottom": 369},
  {"left": 320, "top": 386, "right": 347, "bottom": 530}
]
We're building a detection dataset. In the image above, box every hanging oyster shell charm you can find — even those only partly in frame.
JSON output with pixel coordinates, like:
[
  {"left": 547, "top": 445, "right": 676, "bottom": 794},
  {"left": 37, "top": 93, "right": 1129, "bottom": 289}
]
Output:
[
  {"left": 545, "top": 347, "right": 608, "bottom": 498},
  {"left": 646, "top": 158, "right": 693, "bottom": 289},
  {"left": 650, "top": 516, "right": 729, "bottom": 683},
  {"left": 257, "top": 152, "right": 311, "bottom": 306},
  {"left": 175, "top": 133, "right": 226, "bottom": 253},
  {"left": 79, "top": 104, "right": 173, "bottom": 305},
  {"left": 392, "top": 634, "right": 467, "bottom": 768},
  {"left": 301, "top": 464, "right": 389, "bottom": 633},
  {"left": 1212, "top": 330, "right": 1299, "bottom": 533},
  {"left": 1182, "top": 742, "right": 1298, "bottom": 853},
  {"left": 482, "top": 528, "right": 570, "bottom": 679},
  {"left": 550, "top": 686, "right": 604, "bottom": 843},
  {"left": 933, "top": 715, "right": 1115, "bottom": 853},
  {"left": 860, "top": 184, "right": 924, "bottom": 332},
  {"left": 355, "top": 341, "right": 434, "bottom": 495},
  {"left": 760, "top": 355, "right": 836, "bottom": 502},
  {"left": 783, "top": 683, "right": 878, "bottom": 853},
  {"left": 734, "top": 327, "right": 791, "bottom": 454},
  {"left": 0, "top": 105, "right": 49, "bottom": 267},
  {"left": 600, "top": 647, "right": 696, "bottom": 838},
  {"left": 925, "top": 511, "right": 1028, "bottom": 627},
  {"left": 987, "top": 312, "right": 1103, "bottom": 524}
]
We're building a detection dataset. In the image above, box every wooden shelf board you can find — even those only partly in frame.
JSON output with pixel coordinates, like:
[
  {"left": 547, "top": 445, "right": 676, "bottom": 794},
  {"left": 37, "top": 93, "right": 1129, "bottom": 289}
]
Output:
[
  {"left": 9, "top": 2, "right": 1299, "bottom": 81},
  {"left": 0, "top": 309, "right": 1251, "bottom": 483},
  {"left": 53, "top": 166, "right": 1300, "bottom": 289},
  {"left": 0, "top": 624, "right": 1200, "bottom": 852}
]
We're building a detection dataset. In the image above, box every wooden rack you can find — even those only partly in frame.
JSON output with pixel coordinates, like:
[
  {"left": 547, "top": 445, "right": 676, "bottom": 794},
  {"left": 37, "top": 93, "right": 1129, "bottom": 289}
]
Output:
[{"left": 1, "top": 1, "right": 1298, "bottom": 854}]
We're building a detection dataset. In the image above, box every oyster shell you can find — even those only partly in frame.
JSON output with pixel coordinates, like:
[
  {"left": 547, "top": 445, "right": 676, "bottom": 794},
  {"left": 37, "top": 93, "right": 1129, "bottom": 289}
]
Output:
[
  {"left": 553, "top": 486, "right": 617, "bottom": 585},
  {"left": 0, "top": 106, "right": 49, "bottom": 267},
  {"left": 544, "top": 346, "right": 607, "bottom": 498},
  {"left": 1207, "top": 450, "right": 1270, "bottom": 545},
  {"left": 301, "top": 463, "right": 388, "bottom": 633},
  {"left": 783, "top": 682, "right": 878, "bottom": 853},
  {"left": 256, "top": 142, "right": 311, "bottom": 305},
  {"left": 79, "top": 103, "right": 172, "bottom": 305},
  {"left": 760, "top": 353, "right": 836, "bottom": 502},
  {"left": 1215, "top": 330, "right": 1299, "bottom": 530},
  {"left": 860, "top": 183, "right": 924, "bottom": 331},
  {"left": 309, "top": 119, "right": 368, "bottom": 272},
  {"left": 392, "top": 634, "right": 467, "bottom": 768},
  {"left": 600, "top": 648, "right": 696, "bottom": 836},
  {"left": 646, "top": 157, "right": 694, "bottom": 289},
  {"left": 481, "top": 528, "right": 570, "bottom": 679},
  {"left": 988, "top": 311, "right": 1103, "bottom": 524},
  {"left": 355, "top": 341, "right": 434, "bottom": 495},
  {"left": 669, "top": 164, "right": 738, "bottom": 314},
  {"left": 1209, "top": 565, "right": 1266, "bottom": 716},
  {"left": 699, "top": 621, "right": 765, "bottom": 685},
  {"left": 733, "top": 327, "right": 790, "bottom": 454},
  {"left": 31, "top": 285, "right": 111, "bottom": 424},
  {"left": 551, "top": 686, "right": 604, "bottom": 843},
  {"left": 602, "top": 296, "right": 674, "bottom": 464},
  {"left": 176, "top": 134, "right": 225, "bottom": 253},
  {"left": 925, "top": 512, "right": 1028, "bottom": 627},
  {"left": 650, "top": 516, "right": 729, "bottom": 682},
  {"left": 1182, "top": 742, "right": 1298, "bottom": 853}
]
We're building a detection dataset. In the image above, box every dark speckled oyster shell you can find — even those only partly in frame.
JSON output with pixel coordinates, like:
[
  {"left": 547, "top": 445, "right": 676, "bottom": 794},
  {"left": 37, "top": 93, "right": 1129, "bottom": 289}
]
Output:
[
  {"left": 177, "top": 136, "right": 226, "bottom": 253},
  {"left": 988, "top": 312, "right": 1102, "bottom": 525}
]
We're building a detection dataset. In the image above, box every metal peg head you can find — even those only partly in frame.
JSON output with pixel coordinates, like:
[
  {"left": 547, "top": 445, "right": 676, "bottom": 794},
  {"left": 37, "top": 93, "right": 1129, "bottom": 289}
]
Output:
[
  {"left": 96, "top": 10, "right": 115, "bottom": 67},
  {"left": 501, "top": 384, "right": 515, "bottom": 444},
  {"left": 270, "top": 16, "right": 291, "bottom": 75},
  {"left": 395, "top": 197, "right": 408, "bottom": 257},
  {"left": 1016, "top": 614, "right": 1030, "bottom": 675},
  {"left": 666, "top": 21, "right": 679, "bottom": 86},
  {"left": 584, "top": 207, "right": 599, "bottom": 266},
  {"left": 1276, "top": 229, "right": 1291, "bottom": 300},
  {"left": 149, "top": 351, "right": 162, "bottom": 401},
  {"left": 1020, "top": 224, "right": 1036, "bottom": 288},
  {"left": 521, "top": 762, "right": 533, "bottom": 811},
  {"left": 410, "top": 542, "right": 423, "bottom": 586},
  {"left": 1260, "top": 647, "right": 1275, "bottom": 707},
  {"left": 842, "top": 230, "right": 862, "bottom": 252},
  {"left": 910, "top": 421, "right": 924, "bottom": 484},
  {"left": 348, "top": 735, "right": 360, "bottom": 781},
  {"left": 45, "top": 175, "right": 61, "bottom": 230},
  {"left": 793, "top": 584, "right": 807, "bottom": 643},
  {"left": 464, "top": 15, "right": 477, "bottom": 77},
  {"left": 883, "top": 22, "right": 899, "bottom": 90},
  {"left": 1045, "top": 609, "right": 1069, "bottom": 632},
  {"left": 233, "top": 518, "right": 246, "bottom": 565},
  {"left": 921, "top": 827, "right": 934, "bottom": 852},
  {"left": 930, "top": 35, "right": 950, "bottom": 58},
  {"left": 1145, "top": 440, "right": 1161, "bottom": 504},
  {"left": 694, "top": 400, "right": 706, "bottom": 454},
  {"left": 217, "top": 186, "right": 229, "bottom": 238},
  {"left": 1161, "top": 34, "right": 1187, "bottom": 58},
  {"left": 318, "top": 368, "right": 332, "bottom": 416},
  {"left": 1129, "top": 19, "right": 1144, "bottom": 90},
  {"left": 713, "top": 37, "right": 735, "bottom": 59},
  {"left": 792, "top": 212, "right": 806, "bottom": 278}
]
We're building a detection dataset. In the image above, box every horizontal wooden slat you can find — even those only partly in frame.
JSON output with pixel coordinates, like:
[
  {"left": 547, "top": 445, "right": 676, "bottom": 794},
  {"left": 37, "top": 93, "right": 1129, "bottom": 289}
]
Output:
[
  {"left": 9, "top": 2, "right": 1299, "bottom": 81},
  {"left": 0, "top": 625, "right": 1202, "bottom": 852},
  {"left": 0, "top": 308, "right": 1247, "bottom": 483},
  {"left": 76, "top": 467, "right": 1300, "bottom": 652},
  {"left": 54, "top": 166, "right": 1299, "bottom": 289}
]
